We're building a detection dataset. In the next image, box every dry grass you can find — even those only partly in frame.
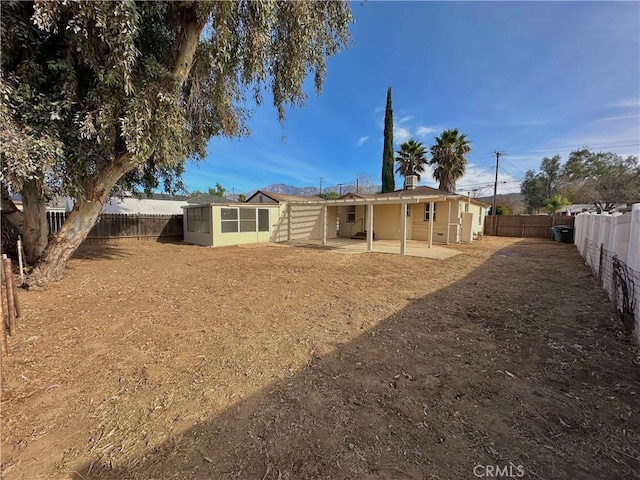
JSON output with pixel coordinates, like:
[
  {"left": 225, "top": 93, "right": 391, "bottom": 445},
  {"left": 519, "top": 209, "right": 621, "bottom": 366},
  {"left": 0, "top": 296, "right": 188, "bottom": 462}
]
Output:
[{"left": 1, "top": 237, "right": 638, "bottom": 480}]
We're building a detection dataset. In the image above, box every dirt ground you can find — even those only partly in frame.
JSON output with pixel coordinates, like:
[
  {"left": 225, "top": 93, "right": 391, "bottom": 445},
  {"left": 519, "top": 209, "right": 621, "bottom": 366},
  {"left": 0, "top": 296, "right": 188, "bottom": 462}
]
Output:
[{"left": 1, "top": 237, "right": 639, "bottom": 480}]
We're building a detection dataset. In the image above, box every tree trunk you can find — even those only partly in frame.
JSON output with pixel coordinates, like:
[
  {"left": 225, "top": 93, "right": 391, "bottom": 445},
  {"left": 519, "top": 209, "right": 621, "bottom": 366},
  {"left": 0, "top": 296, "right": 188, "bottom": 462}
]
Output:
[
  {"left": 28, "top": 159, "right": 130, "bottom": 286},
  {"left": 1, "top": 183, "right": 23, "bottom": 232},
  {"left": 21, "top": 179, "right": 49, "bottom": 264}
]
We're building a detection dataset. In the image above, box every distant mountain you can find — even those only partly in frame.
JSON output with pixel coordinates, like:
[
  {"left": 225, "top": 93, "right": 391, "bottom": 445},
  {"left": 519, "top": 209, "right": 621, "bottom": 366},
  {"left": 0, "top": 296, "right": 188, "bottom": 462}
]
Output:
[
  {"left": 245, "top": 183, "right": 320, "bottom": 198},
  {"left": 245, "top": 182, "right": 379, "bottom": 198}
]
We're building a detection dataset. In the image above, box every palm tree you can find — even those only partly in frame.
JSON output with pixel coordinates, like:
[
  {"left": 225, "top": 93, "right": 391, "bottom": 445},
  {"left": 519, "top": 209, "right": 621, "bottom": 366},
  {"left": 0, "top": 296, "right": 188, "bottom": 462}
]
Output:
[
  {"left": 430, "top": 129, "right": 471, "bottom": 192},
  {"left": 395, "top": 139, "right": 428, "bottom": 182}
]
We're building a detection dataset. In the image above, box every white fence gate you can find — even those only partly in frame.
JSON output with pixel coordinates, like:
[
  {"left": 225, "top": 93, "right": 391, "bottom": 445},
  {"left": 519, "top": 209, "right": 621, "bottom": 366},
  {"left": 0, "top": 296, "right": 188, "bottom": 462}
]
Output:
[{"left": 574, "top": 204, "right": 640, "bottom": 344}]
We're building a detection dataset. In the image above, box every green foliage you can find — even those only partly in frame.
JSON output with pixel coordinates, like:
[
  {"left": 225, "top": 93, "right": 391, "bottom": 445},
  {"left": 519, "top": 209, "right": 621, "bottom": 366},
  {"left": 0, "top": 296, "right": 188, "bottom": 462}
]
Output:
[
  {"left": 1, "top": 1, "right": 353, "bottom": 199},
  {"left": 208, "top": 183, "right": 226, "bottom": 197},
  {"left": 319, "top": 191, "right": 340, "bottom": 200},
  {"left": 487, "top": 204, "right": 509, "bottom": 216},
  {"left": 381, "top": 86, "right": 395, "bottom": 193},
  {"left": 543, "top": 194, "right": 570, "bottom": 214},
  {"left": 429, "top": 129, "right": 471, "bottom": 192},
  {"left": 496, "top": 204, "right": 509, "bottom": 216},
  {"left": 395, "top": 139, "right": 427, "bottom": 181},
  {"left": 237, "top": 193, "right": 247, "bottom": 202},
  {"left": 522, "top": 149, "right": 639, "bottom": 213}
]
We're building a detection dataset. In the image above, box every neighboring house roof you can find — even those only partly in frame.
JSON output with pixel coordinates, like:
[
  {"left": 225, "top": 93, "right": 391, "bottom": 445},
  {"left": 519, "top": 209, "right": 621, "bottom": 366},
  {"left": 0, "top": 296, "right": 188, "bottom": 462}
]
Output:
[
  {"left": 186, "top": 194, "right": 235, "bottom": 204},
  {"left": 246, "top": 190, "right": 324, "bottom": 203},
  {"left": 102, "top": 197, "right": 188, "bottom": 215},
  {"left": 9, "top": 194, "right": 74, "bottom": 212}
]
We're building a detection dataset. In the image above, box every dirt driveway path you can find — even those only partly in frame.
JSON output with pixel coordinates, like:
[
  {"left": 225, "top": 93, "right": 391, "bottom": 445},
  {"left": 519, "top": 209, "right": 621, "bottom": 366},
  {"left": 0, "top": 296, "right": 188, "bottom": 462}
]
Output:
[{"left": 1, "top": 237, "right": 638, "bottom": 479}]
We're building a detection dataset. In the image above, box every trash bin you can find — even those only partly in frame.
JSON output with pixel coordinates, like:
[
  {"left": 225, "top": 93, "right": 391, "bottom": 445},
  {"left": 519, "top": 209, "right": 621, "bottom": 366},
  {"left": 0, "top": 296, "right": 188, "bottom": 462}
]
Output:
[{"left": 556, "top": 225, "right": 574, "bottom": 243}]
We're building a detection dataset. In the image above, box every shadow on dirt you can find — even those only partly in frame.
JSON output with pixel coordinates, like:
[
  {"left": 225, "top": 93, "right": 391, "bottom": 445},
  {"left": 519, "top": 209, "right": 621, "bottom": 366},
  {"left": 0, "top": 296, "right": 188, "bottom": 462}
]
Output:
[
  {"left": 72, "top": 239, "right": 639, "bottom": 480},
  {"left": 72, "top": 244, "right": 133, "bottom": 261}
]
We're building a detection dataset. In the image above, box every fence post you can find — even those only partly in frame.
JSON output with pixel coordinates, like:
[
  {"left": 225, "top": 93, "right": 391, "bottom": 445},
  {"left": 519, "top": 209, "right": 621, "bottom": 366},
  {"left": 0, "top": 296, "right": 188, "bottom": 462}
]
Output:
[
  {"left": 627, "top": 204, "right": 640, "bottom": 274},
  {"left": 598, "top": 243, "right": 604, "bottom": 286},
  {"left": 2, "top": 256, "right": 16, "bottom": 336},
  {"left": 137, "top": 213, "right": 141, "bottom": 241}
]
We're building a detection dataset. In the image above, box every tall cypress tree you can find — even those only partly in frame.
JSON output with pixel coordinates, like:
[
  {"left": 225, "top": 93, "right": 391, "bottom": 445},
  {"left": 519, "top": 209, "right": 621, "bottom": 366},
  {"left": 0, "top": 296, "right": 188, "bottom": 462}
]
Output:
[{"left": 381, "top": 86, "right": 395, "bottom": 193}]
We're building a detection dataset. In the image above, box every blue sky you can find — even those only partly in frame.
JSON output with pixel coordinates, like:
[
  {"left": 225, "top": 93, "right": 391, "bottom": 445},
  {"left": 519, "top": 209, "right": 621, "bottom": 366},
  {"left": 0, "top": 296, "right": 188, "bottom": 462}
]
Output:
[{"left": 183, "top": 1, "right": 640, "bottom": 197}]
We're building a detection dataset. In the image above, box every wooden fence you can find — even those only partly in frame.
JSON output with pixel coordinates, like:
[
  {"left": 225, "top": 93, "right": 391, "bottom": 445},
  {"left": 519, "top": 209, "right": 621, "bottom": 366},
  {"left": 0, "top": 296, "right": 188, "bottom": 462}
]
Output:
[
  {"left": 484, "top": 215, "right": 575, "bottom": 238},
  {"left": 46, "top": 212, "right": 183, "bottom": 244}
]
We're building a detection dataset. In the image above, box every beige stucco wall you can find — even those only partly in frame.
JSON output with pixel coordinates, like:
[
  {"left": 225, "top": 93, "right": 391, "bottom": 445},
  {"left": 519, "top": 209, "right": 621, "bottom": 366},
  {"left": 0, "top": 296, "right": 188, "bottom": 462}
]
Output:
[
  {"left": 289, "top": 205, "right": 324, "bottom": 240},
  {"left": 327, "top": 206, "right": 338, "bottom": 239},
  {"left": 338, "top": 204, "right": 367, "bottom": 238},
  {"left": 373, "top": 204, "right": 402, "bottom": 240},
  {"left": 410, "top": 200, "right": 460, "bottom": 244},
  {"left": 183, "top": 206, "right": 214, "bottom": 246}
]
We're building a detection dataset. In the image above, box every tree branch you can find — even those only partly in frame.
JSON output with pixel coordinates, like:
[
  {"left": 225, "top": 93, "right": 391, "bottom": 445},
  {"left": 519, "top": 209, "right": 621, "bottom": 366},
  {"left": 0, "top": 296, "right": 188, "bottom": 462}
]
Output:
[{"left": 173, "top": 7, "right": 205, "bottom": 87}]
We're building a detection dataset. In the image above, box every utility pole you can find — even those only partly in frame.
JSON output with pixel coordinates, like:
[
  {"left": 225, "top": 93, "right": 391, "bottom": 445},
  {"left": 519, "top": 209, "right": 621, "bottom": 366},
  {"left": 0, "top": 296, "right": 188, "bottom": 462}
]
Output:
[
  {"left": 492, "top": 151, "right": 502, "bottom": 235},
  {"left": 319, "top": 177, "right": 323, "bottom": 196},
  {"left": 337, "top": 183, "right": 345, "bottom": 196}
]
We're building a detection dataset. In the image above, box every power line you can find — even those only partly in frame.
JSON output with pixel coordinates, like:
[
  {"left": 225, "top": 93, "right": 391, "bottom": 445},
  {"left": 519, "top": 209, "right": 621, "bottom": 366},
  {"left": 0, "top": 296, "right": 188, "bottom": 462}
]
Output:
[{"left": 500, "top": 141, "right": 640, "bottom": 156}]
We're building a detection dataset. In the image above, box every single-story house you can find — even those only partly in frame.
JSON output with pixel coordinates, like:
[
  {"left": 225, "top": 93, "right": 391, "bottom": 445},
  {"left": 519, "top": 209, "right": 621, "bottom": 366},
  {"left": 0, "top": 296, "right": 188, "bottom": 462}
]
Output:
[
  {"left": 335, "top": 185, "right": 488, "bottom": 245},
  {"left": 183, "top": 181, "right": 489, "bottom": 254}
]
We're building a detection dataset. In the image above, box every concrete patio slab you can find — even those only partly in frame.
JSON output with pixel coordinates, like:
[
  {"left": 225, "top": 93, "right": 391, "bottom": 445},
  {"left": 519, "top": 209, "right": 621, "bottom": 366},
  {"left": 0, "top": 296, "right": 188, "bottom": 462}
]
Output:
[{"left": 278, "top": 238, "right": 462, "bottom": 259}]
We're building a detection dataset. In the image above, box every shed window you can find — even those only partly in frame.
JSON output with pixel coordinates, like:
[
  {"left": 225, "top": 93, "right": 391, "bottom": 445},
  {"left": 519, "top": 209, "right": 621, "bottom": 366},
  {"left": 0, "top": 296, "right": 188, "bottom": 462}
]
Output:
[
  {"left": 186, "top": 207, "right": 210, "bottom": 233},
  {"left": 424, "top": 203, "right": 437, "bottom": 222},
  {"left": 239, "top": 208, "right": 257, "bottom": 232},
  {"left": 221, "top": 207, "right": 271, "bottom": 233},
  {"left": 347, "top": 205, "right": 356, "bottom": 223},
  {"left": 405, "top": 204, "right": 411, "bottom": 216},
  {"left": 221, "top": 208, "right": 239, "bottom": 233}
]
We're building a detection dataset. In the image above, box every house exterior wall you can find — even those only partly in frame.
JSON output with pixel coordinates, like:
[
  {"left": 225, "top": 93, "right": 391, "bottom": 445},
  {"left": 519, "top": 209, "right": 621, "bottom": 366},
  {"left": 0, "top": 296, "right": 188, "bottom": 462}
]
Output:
[
  {"left": 270, "top": 205, "right": 289, "bottom": 242},
  {"left": 410, "top": 200, "right": 460, "bottom": 244},
  {"left": 183, "top": 206, "right": 214, "bottom": 246},
  {"left": 327, "top": 207, "right": 338, "bottom": 239},
  {"left": 373, "top": 204, "right": 402, "bottom": 240},
  {"left": 339, "top": 205, "right": 367, "bottom": 238},
  {"left": 288, "top": 205, "right": 324, "bottom": 240}
]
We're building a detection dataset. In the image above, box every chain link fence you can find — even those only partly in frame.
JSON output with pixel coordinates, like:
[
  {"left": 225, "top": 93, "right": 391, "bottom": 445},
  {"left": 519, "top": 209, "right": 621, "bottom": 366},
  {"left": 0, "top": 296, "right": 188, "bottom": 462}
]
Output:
[{"left": 582, "top": 238, "right": 639, "bottom": 338}]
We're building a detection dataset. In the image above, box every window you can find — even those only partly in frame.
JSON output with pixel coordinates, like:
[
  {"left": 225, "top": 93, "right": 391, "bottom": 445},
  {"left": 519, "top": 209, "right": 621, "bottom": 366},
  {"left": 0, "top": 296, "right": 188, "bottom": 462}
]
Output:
[
  {"left": 424, "top": 203, "right": 437, "bottom": 222},
  {"left": 221, "top": 208, "right": 239, "bottom": 233},
  {"left": 258, "top": 208, "right": 269, "bottom": 232},
  {"left": 220, "top": 208, "right": 270, "bottom": 233},
  {"left": 347, "top": 205, "right": 356, "bottom": 223},
  {"left": 186, "top": 207, "right": 210, "bottom": 233},
  {"left": 405, "top": 204, "right": 411, "bottom": 217},
  {"left": 240, "top": 208, "right": 257, "bottom": 232},
  {"left": 465, "top": 202, "right": 469, "bottom": 213}
]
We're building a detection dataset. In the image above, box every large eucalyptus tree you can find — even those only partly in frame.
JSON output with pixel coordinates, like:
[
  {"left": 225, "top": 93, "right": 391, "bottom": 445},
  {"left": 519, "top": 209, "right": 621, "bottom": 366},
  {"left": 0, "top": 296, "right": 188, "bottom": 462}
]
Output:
[{"left": 1, "top": 1, "right": 352, "bottom": 284}]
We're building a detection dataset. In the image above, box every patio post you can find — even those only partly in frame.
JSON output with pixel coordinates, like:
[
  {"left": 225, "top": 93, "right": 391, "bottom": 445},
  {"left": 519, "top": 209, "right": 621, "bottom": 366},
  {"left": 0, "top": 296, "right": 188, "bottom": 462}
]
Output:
[
  {"left": 366, "top": 204, "right": 374, "bottom": 252},
  {"left": 400, "top": 202, "right": 407, "bottom": 255},
  {"left": 446, "top": 201, "right": 451, "bottom": 245},
  {"left": 428, "top": 201, "right": 434, "bottom": 249},
  {"left": 321, "top": 205, "right": 327, "bottom": 246}
]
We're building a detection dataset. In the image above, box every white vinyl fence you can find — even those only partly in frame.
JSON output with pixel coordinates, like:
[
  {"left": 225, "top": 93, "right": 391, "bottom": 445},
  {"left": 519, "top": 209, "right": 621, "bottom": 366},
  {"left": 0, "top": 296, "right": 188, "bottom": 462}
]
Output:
[{"left": 574, "top": 204, "right": 640, "bottom": 344}]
